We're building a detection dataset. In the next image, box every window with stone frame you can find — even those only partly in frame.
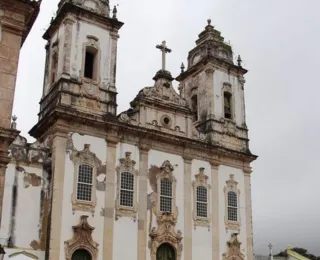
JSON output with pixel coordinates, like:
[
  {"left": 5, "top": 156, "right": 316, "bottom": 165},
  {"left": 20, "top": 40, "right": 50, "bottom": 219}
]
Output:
[
  {"left": 76, "top": 164, "right": 93, "bottom": 201},
  {"left": 115, "top": 152, "right": 138, "bottom": 221},
  {"left": 70, "top": 144, "right": 102, "bottom": 215},
  {"left": 224, "top": 174, "right": 240, "bottom": 230},
  {"left": 155, "top": 161, "right": 177, "bottom": 219},
  {"left": 192, "top": 167, "right": 211, "bottom": 229},
  {"left": 82, "top": 36, "right": 100, "bottom": 82},
  {"left": 160, "top": 178, "right": 173, "bottom": 213},
  {"left": 191, "top": 94, "right": 198, "bottom": 122}
]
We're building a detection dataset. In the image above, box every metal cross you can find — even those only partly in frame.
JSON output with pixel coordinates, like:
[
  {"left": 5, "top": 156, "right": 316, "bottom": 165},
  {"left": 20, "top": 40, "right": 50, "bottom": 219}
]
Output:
[{"left": 156, "top": 41, "right": 172, "bottom": 71}]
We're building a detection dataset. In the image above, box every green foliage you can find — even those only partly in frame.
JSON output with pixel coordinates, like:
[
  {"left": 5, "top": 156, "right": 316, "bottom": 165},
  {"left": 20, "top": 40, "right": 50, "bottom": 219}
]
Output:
[{"left": 275, "top": 248, "right": 320, "bottom": 260}]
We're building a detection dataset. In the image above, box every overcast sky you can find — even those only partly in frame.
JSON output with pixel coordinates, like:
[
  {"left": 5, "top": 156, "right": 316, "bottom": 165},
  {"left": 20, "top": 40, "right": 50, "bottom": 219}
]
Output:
[{"left": 13, "top": 0, "right": 320, "bottom": 256}]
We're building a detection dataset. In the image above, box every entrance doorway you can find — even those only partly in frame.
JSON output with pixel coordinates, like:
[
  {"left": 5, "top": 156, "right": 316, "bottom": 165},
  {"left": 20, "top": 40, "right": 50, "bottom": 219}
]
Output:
[{"left": 156, "top": 243, "right": 176, "bottom": 260}]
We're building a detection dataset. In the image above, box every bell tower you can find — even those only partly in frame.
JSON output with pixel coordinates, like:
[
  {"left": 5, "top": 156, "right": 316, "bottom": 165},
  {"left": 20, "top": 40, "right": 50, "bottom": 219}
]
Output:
[
  {"left": 30, "top": 0, "right": 123, "bottom": 140},
  {"left": 176, "top": 19, "right": 250, "bottom": 153}
]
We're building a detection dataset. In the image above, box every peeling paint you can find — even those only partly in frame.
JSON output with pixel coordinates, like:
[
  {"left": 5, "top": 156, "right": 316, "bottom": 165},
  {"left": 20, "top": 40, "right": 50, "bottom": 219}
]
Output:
[
  {"left": 30, "top": 240, "right": 40, "bottom": 250},
  {"left": 23, "top": 172, "right": 42, "bottom": 188},
  {"left": 148, "top": 165, "right": 160, "bottom": 193}
]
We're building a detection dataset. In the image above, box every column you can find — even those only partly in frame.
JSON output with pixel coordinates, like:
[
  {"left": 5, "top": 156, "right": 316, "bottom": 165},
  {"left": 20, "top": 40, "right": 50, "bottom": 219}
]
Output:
[
  {"left": 183, "top": 156, "right": 192, "bottom": 260},
  {"left": 49, "top": 132, "right": 67, "bottom": 260},
  {"left": 103, "top": 137, "right": 118, "bottom": 260},
  {"left": 137, "top": 145, "right": 150, "bottom": 260},
  {"left": 0, "top": 164, "right": 7, "bottom": 225},
  {"left": 244, "top": 167, "right": 253, "bottom": 260},
  {"left": 210, "top": 161, "right": 220, "bottom": 260}
]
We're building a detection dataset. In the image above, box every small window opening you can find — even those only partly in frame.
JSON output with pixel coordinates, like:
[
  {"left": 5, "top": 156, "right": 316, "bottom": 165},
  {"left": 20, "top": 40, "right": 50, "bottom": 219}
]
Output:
[
  {"left": 51, "top": 54, "right": 58, "bottom": 84},
  {"left": 84, "top": 47, "right": 97, "bottom": 80},
  {"left": 224, "top": 92, "right": 232, "bottom": 119},
  {"left": 163, "top": 117, "right": 170, "bottom": 125},
  {"left": 160, "top": 178, "right": 173, "bottom": 213},
  {"left": 196, "top": 186, "right": 208, "bottom": 218},
  {"left": 191, "top": 95, "right": 198, "bottom": 121},
  {"left": 227, "top": 191, "right": 238, "bottom": 221}
]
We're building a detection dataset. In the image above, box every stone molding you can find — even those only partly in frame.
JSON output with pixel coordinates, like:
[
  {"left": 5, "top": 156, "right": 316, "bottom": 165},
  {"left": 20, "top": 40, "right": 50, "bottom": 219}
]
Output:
[
  {"left": 148, "top": 213, "right": 183, "bottom": 260},
  {"left": 224, "top": 174, "right": 241, "bottom": 230},
  {"left": 70, "top": 144, "right": 102, "bottom": 215},
  {"left": 115, "top": 151, "right": 139, "bottom": 221},
  {"left": 192, "top": 167, "right": 211, "bottom": 230},
  {"left": 64, "top": 215, "right": 99, "bottom": 260},
  {"left": 154, "top": 161, "right": 178, "bottom": 221},
  {"left": 222, "top": 233, "right": 244, "bottom": 260}
]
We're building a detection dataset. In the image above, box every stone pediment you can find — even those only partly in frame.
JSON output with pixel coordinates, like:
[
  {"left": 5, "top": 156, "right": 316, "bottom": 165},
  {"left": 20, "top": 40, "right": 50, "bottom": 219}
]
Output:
[{"left": 138, "top": 70, "right": 187, "bottom": 108}]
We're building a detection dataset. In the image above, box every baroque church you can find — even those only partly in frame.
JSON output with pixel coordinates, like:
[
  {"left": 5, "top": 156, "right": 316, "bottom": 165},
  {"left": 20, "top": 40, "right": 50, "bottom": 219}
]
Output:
[{"left": 0, "top": 1, "right": 258, "bottom": 260}]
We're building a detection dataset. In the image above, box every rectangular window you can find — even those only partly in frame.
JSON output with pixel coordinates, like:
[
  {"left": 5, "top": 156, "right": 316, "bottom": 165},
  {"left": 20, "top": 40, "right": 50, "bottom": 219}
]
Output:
[
  {"left": 77, "top": 164, "right": 93, "bottom": 201},
  {"left": 224, "top": 92, "right": 232, "bottom": 119},
  {"left": 120, "top": 172, "right": 134, "bottom": 207},
  {"left": 84, "top": 47, "right": 97, "bottom": 80},
  {"left": 196, "top": 186, "right": 208, "bottom": 217},
  {"left": 51, "top": 54, "right": 58, "bottom": 84},
  {"left": 227, "top": 191, "right": 238, "bottom": 221},
  {"left": 160, "top": 179, "right": 172, "bottom": 213}
]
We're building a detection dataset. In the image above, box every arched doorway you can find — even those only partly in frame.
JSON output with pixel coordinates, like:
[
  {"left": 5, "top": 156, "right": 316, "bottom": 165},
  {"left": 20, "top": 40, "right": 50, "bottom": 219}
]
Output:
[
  {"left": 156, "top": 243, "right": 176, "bottom": 260},
  {"left": 71, "top": 249, "right": 91, "bottom": 260}
]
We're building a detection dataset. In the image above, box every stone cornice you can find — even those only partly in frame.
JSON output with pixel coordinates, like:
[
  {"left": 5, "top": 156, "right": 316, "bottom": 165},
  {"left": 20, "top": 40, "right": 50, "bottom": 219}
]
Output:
[
  {"left": 176, "top": 56, "right": 247, "bottom": 82},
  {"left": 43, "top": 2, "right": 124, "bottom": 40},
  {"left": 29, "top": 108, "right": 257, "bottom": 167},
  {"left": 1, "top": 0, "right": 41, "bottom": 46}
]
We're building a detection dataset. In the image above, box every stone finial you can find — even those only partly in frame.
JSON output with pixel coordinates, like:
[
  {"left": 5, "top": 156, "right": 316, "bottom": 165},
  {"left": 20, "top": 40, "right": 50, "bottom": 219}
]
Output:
[
  {"left": 180, "top": 62, "right": 185, "bottom": 73},
  {"left": 11, "top": 115, "right": 17, "bottom": 130},
  {"left": 207, "top": 19, "right": 211, "bottom": 25},
  {"left": 237, "top": 55, "right": 242, "bottom": 67},
  {"left": 112, "top": 5, "right": 117, "bottom": 19}
]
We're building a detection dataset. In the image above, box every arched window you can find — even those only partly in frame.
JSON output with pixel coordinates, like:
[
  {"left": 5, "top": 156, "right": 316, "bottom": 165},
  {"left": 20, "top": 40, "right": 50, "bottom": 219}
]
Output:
[
  {"left": 120, "top": 171, "right": 134, "bottom": 207},
  {"left": 77, "top": 164, "right": 93, "bottom": 201},
  {"left": 227, "top": 191, "right": 238, "bottom": 221},
  {"left": 224, "top": 92, "right": 232, "bottom": 119},
  {"left": 160, "top": 178, "right": 173, "bottom": 213},
  {"left": 72, "top": 249, "right": 91, "bottom": 260},
  {"left": 196, "top": 186, "right": 208, "bottom": 218},
  {"left": 156, "top": 243, "right": 176, "bottom": 260},
  {"left": 84, "top": 46, "right": 98, "bottom": 80}
]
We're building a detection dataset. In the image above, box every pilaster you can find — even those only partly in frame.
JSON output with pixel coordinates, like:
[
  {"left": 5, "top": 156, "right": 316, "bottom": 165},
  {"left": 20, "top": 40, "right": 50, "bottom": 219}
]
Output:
[
  {"left": 210, "top": 160, "right": 220, "bottom": 260},
  {"left": 103, "top": 137, "right": 119, "bottom": 260},
  {"left": 137, "top": 144, "right": 150, "bottom": 260},
  {"left": 109, "top": 31, "right": 119, "bottom": 91},
  {"left": 244, "top": 167, "right": 253, "bottom": 260},
  {"left": 205, "top": 68, "right": 215, "bottom": 117},
  {"left": 62, "top": 17, "right": 75, "bottom": 75},
  {"left": 183, "top": 156, "right": 192, "bottom": 260},
  {"left": 49, "top": 132, "right": 68, "bottom": 260}
]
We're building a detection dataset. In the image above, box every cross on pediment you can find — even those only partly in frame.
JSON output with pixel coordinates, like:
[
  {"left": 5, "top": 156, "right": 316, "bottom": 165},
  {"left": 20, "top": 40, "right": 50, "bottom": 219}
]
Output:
[{"left": 156, "top": 41, "right": 172, "bottom": 71}]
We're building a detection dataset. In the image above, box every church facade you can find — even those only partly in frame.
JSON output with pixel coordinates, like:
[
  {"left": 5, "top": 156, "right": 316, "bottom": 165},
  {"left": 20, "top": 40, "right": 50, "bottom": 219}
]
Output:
[{"left": 0, "top": 1, "right": 257, "bottom": 260}]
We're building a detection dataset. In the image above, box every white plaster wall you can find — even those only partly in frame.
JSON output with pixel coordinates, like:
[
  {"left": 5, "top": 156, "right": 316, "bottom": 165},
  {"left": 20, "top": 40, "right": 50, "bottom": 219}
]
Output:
[
  {"left": 218, "top": 166, "right": 247, "bottom": 260},
  {"left": 3, "top": 248, "right": 44, "bottom": 260},
  {"left": 0, "top": 163, "right": 15, "bottom": 240},
  {"left": 191, "top": 160, "right": 212, "bottom": 260},
  {"left": 59, "top": 133, "right": 107, "bottom": 260},
  {"left": 15, "top": 165, "right": 43, "bottom": 248},
  {"left": 146, "top": 150, "right": 184, "bottom": 260},
  {"left": 70, "top": 20, "right": 111, "bottom": 82},
  {"left": 113, "top": 143, "right": 139, "bottom": 260}
]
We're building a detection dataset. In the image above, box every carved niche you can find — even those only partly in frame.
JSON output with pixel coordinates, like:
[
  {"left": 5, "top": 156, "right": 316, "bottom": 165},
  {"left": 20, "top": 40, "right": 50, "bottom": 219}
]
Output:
[
  {"left": 70, "top": 144, "right": 102, "bottom": 215},
  {"left": 115, "top": 152, "right": 139, "bottom": 221},
  {"left": 148, "top": 213, "right": 183, "bottom": 260},
  {"left": 65, "top": 215, "right": 99, "bottom": 260},
  {"left": 192, "top": 167, "right": 211, "bottom": 230},
  {"left": 222, "top": 233, "right": 245, "bottom": 260}
]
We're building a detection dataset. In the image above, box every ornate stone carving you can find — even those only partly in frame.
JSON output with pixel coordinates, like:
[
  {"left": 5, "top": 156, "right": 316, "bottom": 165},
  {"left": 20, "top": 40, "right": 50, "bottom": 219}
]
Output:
[
  {"left": 224, "top": 174, "right": 241, "bottom": 230},
  {"left": 64, "top": 215, "right": 99, "bottom": 260},
  {"left": 222, "top": 233, "right": 245, "bottom": 260},
  {"left": 141, "top": 78, "right": 187, "bottom": 107},
  {"left": 148, "top": 212, "right": 183, "bottom": 260},
  {"left": 70, "top": 144, "right": 102, "bottom": 215},
  {"left": 192, "top": 167, "right": 211, "bottom": 229},
  {"left": 115, "top": 152, "right": 139, "bottom": 221}
]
